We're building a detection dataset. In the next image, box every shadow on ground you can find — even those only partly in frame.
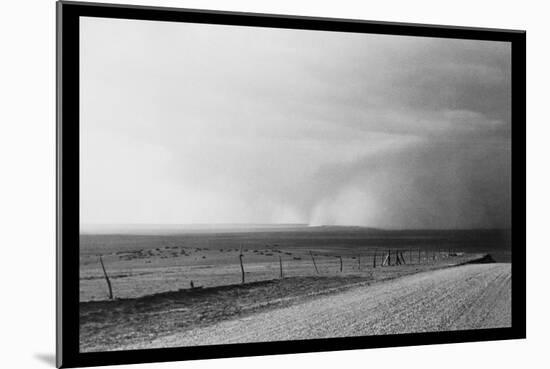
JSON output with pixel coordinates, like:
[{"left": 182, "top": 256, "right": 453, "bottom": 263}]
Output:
[{"left": 34, "top": 353, "right": 55, "bottom": 367}]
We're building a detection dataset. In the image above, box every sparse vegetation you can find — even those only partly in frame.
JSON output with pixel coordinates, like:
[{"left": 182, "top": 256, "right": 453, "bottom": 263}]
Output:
[{"left": 79, "top": 228, "right": 511, "bottom": 350}]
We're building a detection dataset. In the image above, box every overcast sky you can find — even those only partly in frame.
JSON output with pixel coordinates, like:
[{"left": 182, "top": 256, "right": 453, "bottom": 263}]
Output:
[{"left": 80, "top": 17, "right": 511, "bottom": 229}]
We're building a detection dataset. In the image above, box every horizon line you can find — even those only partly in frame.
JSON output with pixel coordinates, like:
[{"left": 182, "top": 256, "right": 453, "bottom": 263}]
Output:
[{"left": 79, "top": 222, "right": 511, "bottom": 232}]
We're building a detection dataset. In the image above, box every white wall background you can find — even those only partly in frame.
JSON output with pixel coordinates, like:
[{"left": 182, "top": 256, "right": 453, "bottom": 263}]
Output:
[{"left": 0, "top": 0, "right": 546, "bottom": 368}]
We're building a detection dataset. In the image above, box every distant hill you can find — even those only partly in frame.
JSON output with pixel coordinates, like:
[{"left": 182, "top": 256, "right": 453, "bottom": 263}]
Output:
[
  {"left": 307, "top": 225, "right": 382, "bottom": 232},
  {"left": 79, "top": 223, "right": 383, "bottom": 235}
]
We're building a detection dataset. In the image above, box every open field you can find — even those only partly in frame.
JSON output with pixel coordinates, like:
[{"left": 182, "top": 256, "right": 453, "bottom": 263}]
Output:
[
  {"left": 80, "top": 261, "right": 511, "bottom": 352},
  {"left": 80, "top": 227, "right": 511, "bottom": 301},
  {"left": 79, "top": 227, "right": 511, "bottom": 352}
]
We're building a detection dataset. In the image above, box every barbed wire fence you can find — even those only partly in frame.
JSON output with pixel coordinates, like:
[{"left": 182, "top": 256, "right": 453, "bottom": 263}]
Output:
[{"left": 94, "top": 242, "right": 463, "bottom": 300}]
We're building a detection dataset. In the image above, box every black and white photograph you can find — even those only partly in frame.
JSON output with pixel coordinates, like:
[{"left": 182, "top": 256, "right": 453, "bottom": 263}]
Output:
[
  {"left": 4, "top": 0, "right": 548, "bottom": 367},
  {"left": 77, "top": 14, "right": 515, "bottom": 354}
]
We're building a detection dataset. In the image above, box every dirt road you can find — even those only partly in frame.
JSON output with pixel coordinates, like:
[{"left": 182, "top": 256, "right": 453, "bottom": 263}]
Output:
[{"left": 132, "top": 263, "right": 511, "bottom": 349}]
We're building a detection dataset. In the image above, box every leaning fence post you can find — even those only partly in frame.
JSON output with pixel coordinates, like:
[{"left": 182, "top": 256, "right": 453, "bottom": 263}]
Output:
[
  {"left": 338, "top": 256, "right": 343, "bottom": 272},
  {"left": 239, "top": 245, "right": 245, "bottom": 284},
  {"left": 309, "top": 251, "right": 319, "bottom": 274},
  {"left": 99, "top": 255, "right": 113, "bottom": 300},
  {"left": 382, "top": 252, "right": 389, "bottom": 266},
  {"left": 279, "top": 255, "right": 283, "bottom": 279},
  {"left": 398, "top": 251, "right": 405, "bottom": 265}
]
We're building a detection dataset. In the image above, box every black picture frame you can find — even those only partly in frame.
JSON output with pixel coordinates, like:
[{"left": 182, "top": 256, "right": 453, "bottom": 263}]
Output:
[{"left": 56, "top": 1, "right": 526, "bottom": 367}]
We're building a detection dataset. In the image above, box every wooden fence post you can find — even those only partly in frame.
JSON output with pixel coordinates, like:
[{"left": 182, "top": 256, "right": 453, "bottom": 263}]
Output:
[
  {"left": 239, "top": 245, "right": 245, "bottom": 284},
  {"left": 339, "top": 256, "right": 343, "bottom": 272},
  {"left": 279, "top": 255, "right": 283, "bottom": 279},
  {"left": 99, "top": 255, "right": 113, "bottom": 300},
  {"left": 418, "top": 249, "right": 421, "bottom": 264},
  {"left": 310, "top": 251, "right": 319, "bottom": 274},
  {"left": 382, "top": 251, "right": 390, "bottom": 266},
  {"left": 373, "top": 251, "right": 377, "bottom": 268},
  {"left": 358, "top": 255, "right": 361, "bottom": 270}
]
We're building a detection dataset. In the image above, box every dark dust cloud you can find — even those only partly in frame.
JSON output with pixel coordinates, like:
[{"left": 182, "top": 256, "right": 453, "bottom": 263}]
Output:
[{"left": 80, "top": 17, "right": 511, "bottom": 229}]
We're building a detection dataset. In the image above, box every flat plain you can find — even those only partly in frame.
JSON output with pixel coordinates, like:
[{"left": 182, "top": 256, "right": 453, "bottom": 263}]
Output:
[{"left": 79, "top": 226, "right": 511, "bottom": 352}]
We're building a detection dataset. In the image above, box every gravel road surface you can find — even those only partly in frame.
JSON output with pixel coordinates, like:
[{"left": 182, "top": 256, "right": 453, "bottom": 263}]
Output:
[{"left": 131, "top": 263, "right": 511, "bottom": 348}]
